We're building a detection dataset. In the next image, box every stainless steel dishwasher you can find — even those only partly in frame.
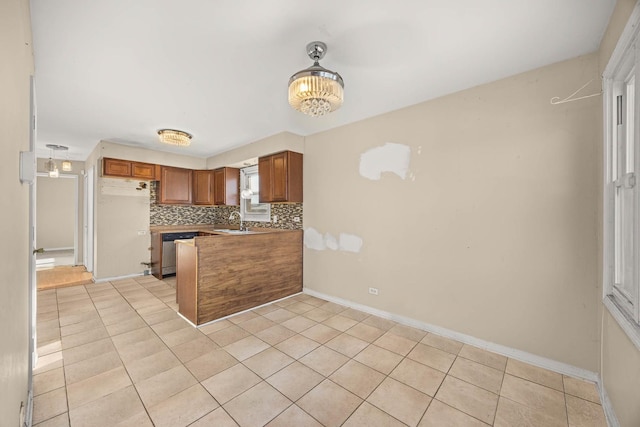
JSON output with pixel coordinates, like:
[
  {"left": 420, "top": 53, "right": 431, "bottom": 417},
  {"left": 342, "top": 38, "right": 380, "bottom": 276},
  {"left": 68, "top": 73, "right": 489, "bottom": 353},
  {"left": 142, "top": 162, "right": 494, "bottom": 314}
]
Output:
[{"left": 162, "top": 232, "right": 198, "bottom": 276}]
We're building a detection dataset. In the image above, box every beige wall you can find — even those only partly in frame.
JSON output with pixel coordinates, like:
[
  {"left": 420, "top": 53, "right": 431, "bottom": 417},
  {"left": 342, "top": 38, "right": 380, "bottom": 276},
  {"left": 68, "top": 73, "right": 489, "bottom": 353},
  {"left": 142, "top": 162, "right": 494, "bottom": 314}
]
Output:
[
  {"left": 36, "top": 176, "right": 76, "bottom": 250},
  {"left": 304, "top": 53, "right": 601, "bottom": 371},
  {"left": 0, "top": 0, "right": 33, "bottom": 425},
  {"left": 86, "top": 141, "right": 206, "bottom": 279},
  {"left": 597, "top": 1, "right": 640, "bottom": 426},
  {"left": 206, "top": 131, "right": 303, "bottom": 169}
]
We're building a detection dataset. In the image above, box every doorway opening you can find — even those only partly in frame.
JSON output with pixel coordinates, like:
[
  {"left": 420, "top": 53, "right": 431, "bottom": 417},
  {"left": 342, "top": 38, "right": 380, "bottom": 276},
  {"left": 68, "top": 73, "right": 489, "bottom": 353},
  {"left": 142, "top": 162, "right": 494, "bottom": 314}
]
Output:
[{"left": 35, "top": 172, "right": 92, "bottom": 290}]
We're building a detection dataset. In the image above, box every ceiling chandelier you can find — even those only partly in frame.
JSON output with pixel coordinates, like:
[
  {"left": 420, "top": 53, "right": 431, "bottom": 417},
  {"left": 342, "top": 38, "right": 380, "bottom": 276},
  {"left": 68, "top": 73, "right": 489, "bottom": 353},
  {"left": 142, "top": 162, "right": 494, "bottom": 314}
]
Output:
[
  {"left": 157, "top": 129, "right": 192, "bottom": 147},
  {"left": 45, "top": 144, "right": 70, "bottom": 177},
  {"left": 288, "top": 41, "right": 344, "bottom": 117}
]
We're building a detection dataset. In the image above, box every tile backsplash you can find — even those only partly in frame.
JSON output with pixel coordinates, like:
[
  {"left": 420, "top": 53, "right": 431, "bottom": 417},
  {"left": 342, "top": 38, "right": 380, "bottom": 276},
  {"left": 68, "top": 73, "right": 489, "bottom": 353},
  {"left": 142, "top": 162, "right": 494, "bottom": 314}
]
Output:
[
  {"left": 150, "top": 181, "right": 302, "bottom": 229},
  {"left": 218, "top": 203, "right": 303, "bottom": 230},
  {"left": 150, "top": 204, "right": 216, "bottom": 226}
]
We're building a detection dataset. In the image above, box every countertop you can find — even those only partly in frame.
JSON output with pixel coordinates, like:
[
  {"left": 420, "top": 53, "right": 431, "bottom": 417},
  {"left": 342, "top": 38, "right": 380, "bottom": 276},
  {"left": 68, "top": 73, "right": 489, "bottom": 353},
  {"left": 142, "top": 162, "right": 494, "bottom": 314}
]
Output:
[
  {"left": 150, "top": 224, "right": 219, "bottom": 233},
  {"left": 150, "top": 224, "right": 293, "bottom": 235}
]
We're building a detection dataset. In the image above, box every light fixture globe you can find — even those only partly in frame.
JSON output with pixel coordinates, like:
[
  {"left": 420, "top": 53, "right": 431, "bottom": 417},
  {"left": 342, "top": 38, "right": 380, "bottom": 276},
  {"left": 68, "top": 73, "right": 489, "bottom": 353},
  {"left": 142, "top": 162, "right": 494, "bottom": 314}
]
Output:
[
  {"left": 157, "top": 129, "right": 192, "bottom": 146},
  {"left": 288, "top": 41, "right": 344, "bottom": 117}
]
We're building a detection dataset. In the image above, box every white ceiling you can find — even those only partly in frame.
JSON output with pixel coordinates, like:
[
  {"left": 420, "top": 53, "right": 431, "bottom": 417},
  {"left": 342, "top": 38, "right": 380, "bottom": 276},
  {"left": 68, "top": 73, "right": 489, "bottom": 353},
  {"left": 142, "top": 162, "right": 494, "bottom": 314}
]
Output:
[{"left": 31, "top": 0, "right": 616, "bottom": 161}]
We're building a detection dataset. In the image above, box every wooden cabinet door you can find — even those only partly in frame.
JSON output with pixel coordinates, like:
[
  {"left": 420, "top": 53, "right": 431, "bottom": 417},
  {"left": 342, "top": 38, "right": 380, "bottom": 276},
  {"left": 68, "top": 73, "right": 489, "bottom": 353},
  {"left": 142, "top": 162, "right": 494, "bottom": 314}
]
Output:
[
  {"left": 285, "top": 151, "right": 303, "bottom": 202},
  {"left": 213, "top": 169, "right": 225, "bottom": 205},
  {"left": 271, "top": 152, "right": 288, "bottom": 202},
  {"left": 258, "top": 156, "right": 273, "bottom": 203},
  {"left": 193, "top": 170, "right": 215, "bottom": 205},
  {"left": 159, "top": 166, "right": 193, "bottom": 204},
  {"left": 213, "top": 168, "right": 239, "bottom": 206},
  {"left": 103, "top": 158, "right": 131, "bottom": 177},
  {"left": 131, "top": 162, "right": 156, "bottom": 180},
  {"left": 258, "top": 151, "right": 303, "bottom": 203}
]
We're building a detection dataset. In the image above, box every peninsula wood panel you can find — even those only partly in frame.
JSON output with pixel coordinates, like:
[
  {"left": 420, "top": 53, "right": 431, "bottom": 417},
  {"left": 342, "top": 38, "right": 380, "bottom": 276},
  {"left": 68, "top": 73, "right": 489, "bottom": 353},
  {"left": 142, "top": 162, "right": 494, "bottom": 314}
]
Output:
[
  {"left": 150, "top": 232, "right": 162, "bottom": 279},
  {"left": 176, "top": 243, "right": 198, "bottom": 324},
  {"left": 195, "top": 230, "right": 302, "bottom": 324}
]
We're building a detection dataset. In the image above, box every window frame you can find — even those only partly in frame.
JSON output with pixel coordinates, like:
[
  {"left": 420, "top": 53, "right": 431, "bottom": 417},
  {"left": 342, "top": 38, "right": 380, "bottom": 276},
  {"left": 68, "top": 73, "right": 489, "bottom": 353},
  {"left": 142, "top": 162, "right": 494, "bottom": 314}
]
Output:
[
  {"left": 240, "top": 165, "right": 271, "bottom": 222},
  {"left": 603, "top": 4, "right": 640, "bottom": 350}
]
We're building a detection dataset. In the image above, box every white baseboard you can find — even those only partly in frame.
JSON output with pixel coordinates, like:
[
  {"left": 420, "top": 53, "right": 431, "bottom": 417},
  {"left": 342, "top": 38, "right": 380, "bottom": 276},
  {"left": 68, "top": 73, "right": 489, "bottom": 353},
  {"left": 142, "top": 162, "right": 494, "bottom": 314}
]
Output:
[
  {"left": 93, "top": 272, "right": 144, "bottom": 283},
  {"left": 598, "top": 377, "right": 621, "bottom": 427},
  {"left": 195, "top": 292, "right": 304, "bottom": 329},
  {"left": 304, "top": 288, "right": 626, "bottom": 426},
  {"left": 42, "top": 247, "right": 73, "bottom": 252},
  {"left": 24, "top": 389, "right": 33, "bottom": 427},
  {"left": 303, "top": 288, "right": 599, "bottom": 383}
]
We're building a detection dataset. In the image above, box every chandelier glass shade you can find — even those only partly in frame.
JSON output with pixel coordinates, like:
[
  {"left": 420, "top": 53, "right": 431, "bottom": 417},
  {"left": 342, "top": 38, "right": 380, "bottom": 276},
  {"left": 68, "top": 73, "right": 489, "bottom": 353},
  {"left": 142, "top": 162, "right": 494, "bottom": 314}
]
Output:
[
  {"left": 45, "top": 157, "right": 58, "bottom": 178},
  {"left": 45, "top": 144, "right": 68, "bottom": 177},
  {"left": 288, "top": 42, "right": 344, "bottom": 117},
  {"left": 157, "top": 129, "right": 192, "bottom": 146}
]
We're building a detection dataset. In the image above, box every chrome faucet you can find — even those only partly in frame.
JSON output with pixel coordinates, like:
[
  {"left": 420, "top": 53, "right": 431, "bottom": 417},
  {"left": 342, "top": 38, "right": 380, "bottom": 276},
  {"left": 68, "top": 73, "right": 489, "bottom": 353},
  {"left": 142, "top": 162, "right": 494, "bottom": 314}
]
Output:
[{"left": 229, "top": 211, "right": 245, "bottom": 231}]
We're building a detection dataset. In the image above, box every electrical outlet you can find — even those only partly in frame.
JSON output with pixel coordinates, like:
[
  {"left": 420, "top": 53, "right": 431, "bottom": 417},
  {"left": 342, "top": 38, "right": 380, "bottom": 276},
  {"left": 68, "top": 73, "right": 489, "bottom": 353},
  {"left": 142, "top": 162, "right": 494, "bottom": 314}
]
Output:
[
  {"left": 137, "top": 230, "right": 146, "bottom": 235},
  {"left": 293, "top": 217, "right": 300, "bottom": 222},
  {"left": 273, "top": 215, "right": 278, "bottom": 223},
  {"left": 368, "top": 287, "right": 379, "bottom": 295}
]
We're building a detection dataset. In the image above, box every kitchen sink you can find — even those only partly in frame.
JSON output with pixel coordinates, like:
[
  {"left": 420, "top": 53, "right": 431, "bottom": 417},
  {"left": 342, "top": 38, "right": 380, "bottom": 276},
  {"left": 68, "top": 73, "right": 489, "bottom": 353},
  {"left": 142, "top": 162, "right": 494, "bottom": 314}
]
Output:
[{"left": 213, "top": 229, "right": 259, "bottom": 234}]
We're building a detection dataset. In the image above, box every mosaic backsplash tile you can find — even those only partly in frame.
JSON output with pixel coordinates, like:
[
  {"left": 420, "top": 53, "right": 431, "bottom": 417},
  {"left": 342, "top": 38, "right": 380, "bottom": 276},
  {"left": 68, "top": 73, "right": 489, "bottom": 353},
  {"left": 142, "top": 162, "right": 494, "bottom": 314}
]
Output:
[
  {"left": 150, "top": 204, "right": 216, "bottom": 226},
  {"left": 150, "top": 181, "right": 302, "bottom": 228},
  {"left": 218, "top": 203, "right": 303, "bottom": 230}
]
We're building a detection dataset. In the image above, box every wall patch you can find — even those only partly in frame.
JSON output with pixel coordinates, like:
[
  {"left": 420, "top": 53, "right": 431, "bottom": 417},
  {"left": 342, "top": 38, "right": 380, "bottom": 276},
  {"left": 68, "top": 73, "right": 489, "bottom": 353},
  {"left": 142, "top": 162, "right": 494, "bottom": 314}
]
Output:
[
  {"left": 359, "top": 142, "right": 411, "bottom": 180},
  {"left": 339, "top": 233, "right": 363, "bottom": 253},
  {"left": 304, "top": 228, "right": 363, "bottom": 253}
]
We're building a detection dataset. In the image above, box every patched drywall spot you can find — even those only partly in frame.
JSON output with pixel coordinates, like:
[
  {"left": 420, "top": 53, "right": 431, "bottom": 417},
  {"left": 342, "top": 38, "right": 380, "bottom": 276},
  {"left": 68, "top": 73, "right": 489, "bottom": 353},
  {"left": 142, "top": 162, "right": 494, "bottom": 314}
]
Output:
[
  {"left": 324, "top": 233, "right": 338, "bottom": 251},
  {"left": 359, "top": 142, "right": 411, "bottom": 180},
  {"left": 339, "top": 233, "right": 363, "bottom": 253},
  {"left": 304, "top": 228, "right": 363, "bottom": 253},
  {"left": 304, "top": 227, "right": 325, "bottom": 250}
]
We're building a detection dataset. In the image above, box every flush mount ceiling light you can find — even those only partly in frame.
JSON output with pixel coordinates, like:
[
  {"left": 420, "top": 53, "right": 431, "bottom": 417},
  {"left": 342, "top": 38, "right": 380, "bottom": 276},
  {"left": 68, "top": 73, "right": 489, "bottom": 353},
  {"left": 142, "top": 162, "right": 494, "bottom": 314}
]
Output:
[
  {"left": 157, "top": 129, "right": 192, "bottom": 147},
  {"left": 288, "top": 41, "right": 344, "bottom": 117},
  {"left": 45, "top": 144, "right": 69, "bottom": 177}
]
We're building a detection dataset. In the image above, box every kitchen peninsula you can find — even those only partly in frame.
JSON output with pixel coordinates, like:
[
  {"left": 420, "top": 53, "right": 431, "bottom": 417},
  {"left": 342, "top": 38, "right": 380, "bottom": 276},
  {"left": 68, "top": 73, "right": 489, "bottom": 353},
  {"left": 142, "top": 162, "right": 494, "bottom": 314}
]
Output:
[{"left": 174, "top": 228, "right": 303, "bottom": 325}]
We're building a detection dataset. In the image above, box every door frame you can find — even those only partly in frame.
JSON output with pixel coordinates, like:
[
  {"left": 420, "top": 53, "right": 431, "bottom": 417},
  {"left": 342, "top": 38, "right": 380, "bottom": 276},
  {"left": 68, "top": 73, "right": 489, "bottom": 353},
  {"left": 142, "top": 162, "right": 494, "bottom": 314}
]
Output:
[
  {"left": 36, "top": 172, "right": 79, "bottom": 266},
  {"left": 84, "top": 165, "right": 94, "bottom": 273}
]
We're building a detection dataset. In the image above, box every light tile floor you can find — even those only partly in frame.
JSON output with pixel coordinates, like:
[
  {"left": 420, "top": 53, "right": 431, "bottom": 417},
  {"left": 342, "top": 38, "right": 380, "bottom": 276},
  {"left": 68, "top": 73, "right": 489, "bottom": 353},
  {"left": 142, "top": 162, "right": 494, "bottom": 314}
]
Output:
[{"left": 33, "top": 276, "right": 608, "bottom": 427}]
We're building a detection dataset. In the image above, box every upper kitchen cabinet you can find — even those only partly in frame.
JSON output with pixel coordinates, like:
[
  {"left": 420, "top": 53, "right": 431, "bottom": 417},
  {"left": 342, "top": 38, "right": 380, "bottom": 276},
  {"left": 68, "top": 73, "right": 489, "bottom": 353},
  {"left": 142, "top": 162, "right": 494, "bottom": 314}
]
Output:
[
  {"left": 213, "top": 167, "right": 240, "bottom": 206},
  {"left": 159, "top": 166, "right": 193, "bottom": 204},
  {"left": 103, "top": 157, "right": 158, "bottom": 180},
  {"left": 258, "top": 151, "right": 302, "bottom": 203},
  {"left": 193, "top": 170, "right": 215, "bottom": 205}
]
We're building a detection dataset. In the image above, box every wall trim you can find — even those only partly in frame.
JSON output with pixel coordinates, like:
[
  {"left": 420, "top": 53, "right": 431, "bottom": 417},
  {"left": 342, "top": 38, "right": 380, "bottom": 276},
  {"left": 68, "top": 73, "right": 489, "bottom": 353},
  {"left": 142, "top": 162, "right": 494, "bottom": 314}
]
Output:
[
  {"left": 603, "top": 296, "right": 640, "bottom": 351},
  {"left": 195, "top": 292, "right": 304, "bottom": 329},
  {"left": 24, "top": 389, "right": 33, "bottom": 427},
  {"left": 93, "top": 272, "right": 144, "bottom": 283},
  {"left": 303, "top": 288, "right": 599, "bottom": 382},
  {"left": 602, "top": 1, "right": 640, "bottom": 79},
  {"left": 598, "top": 375, "right": 621, "bottom": 427},
  {"left": 42, "top": 247, "right": 74, "bottom": 252}
]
